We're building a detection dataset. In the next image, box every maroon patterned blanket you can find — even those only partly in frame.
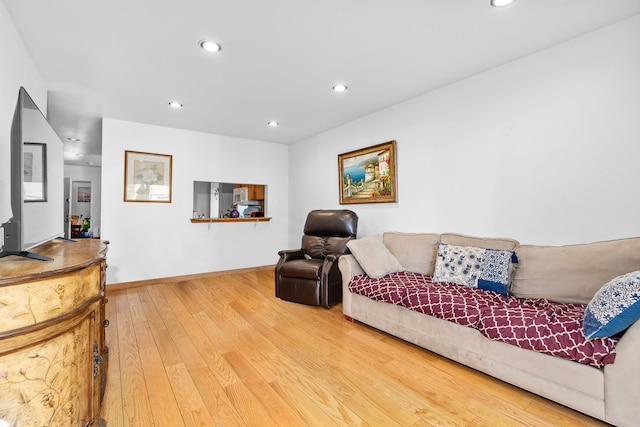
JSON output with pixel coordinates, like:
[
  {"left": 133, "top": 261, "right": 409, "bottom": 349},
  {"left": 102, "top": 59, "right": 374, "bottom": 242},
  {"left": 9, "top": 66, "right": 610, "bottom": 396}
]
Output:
[{"left": 348, "top": 271, "right": 618, "bottom": 367}]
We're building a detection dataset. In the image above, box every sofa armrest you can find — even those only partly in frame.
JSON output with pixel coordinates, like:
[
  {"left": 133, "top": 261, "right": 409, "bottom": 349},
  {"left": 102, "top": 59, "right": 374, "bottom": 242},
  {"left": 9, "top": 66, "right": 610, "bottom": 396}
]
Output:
[
  {"left": 338, "top": 254, "right": 365, "bottom": 317},
  {"left": 604, "top": 318, "right": 640, "bottom": 426},
  {"left": 338, "top": 254, "right": 365, "bottom": 282}
]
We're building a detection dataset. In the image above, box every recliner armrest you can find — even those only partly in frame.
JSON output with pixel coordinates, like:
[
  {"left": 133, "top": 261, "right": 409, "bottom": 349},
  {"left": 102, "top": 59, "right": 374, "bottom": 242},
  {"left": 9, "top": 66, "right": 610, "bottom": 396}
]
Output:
[
  {"left": 320, "top": 255, "right": 343, "bottom": 308},
  {"left": 321, "top": 255, "right": 339, "bottom": 274},
  {"left": 277, "top": 249, "right": 305, "bottom": 262}
]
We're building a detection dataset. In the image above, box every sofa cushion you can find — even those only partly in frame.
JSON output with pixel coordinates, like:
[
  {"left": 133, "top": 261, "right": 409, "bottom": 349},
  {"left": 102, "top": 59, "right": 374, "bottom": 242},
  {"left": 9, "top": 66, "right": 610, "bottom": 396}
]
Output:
[
  {"left": 477, "top": 298, "right": 618, "bottom": 368},
  {"left": 583, "top": 271, "right": 640, "bottom": 339},
  {"left": 441, "top": 233, "right": 519, "bottom": 250},
  {"left": 433, "top": 243, "right": 485, "bottom": 288},
  {"left": 348, "top": 271, "right": 428, "bottom": 306},
  {"left": 349, "top": 272, "right": 619, "bottom": 367},
  {"left": 347, "top": 237, "right": 404, "bottom": 279},
  {"left": 511, "top": 238, "right": 640, "bottom": 304},
  {"left": 383, "top": 232, "right": 440, "bottom": 275},
  {"left": 402, "top": 276, "right": 507, "bottom": 328}
]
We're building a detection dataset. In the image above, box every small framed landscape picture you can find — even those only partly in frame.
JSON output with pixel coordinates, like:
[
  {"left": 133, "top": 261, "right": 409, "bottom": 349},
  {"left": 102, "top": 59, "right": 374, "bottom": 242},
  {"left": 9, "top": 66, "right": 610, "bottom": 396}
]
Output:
[
  {"left": 338, "top": 140, "right": 397, "bottom": 204},
  {"left": 77, "top": 186, "right": 91, "bottom": 203},
  {"left": 124, "top": 150, "right": 173, "bottom": 202},
  {"left": 23, "top": 142, "right": 47, "bottom": 202}
]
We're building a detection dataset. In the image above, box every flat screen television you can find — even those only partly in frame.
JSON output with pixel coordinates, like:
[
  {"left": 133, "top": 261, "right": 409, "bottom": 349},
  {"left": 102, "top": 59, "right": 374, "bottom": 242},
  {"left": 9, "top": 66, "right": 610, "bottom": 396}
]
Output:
[{"left": 0, "top": 87, "right": 65, "bottom": 261}]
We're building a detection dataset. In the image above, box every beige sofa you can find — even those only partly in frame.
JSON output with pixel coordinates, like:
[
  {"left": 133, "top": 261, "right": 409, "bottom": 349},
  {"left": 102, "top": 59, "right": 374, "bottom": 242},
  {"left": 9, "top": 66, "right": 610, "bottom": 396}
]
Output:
[{"left": 339, "top": 232, "right": 640, "bottom": 426}]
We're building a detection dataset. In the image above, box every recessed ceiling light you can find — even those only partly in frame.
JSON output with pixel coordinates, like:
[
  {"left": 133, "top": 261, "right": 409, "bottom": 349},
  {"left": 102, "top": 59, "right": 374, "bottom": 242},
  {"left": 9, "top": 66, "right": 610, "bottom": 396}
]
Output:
[
  {"left": 267, "top": 121, "right": 279, "bottom": 127},
  {"left": 67, "top": 137, "right": 80, "bottom": 142},
  {"left": 168, "top": 101, "right": 183, "bottom": 108},
  {"left": 333, "top": 84, "right": 348, "bottom": 92},
  {"left": 199, "top": 40, "right": 222, "bottom": 53},
  {"left": 491, "top": 0, "right": 514, "bottom": 6}
]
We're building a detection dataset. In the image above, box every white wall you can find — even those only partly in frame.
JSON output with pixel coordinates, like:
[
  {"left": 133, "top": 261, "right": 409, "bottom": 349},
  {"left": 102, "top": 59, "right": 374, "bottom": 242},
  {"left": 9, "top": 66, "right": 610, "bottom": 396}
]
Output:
[
  {"left": 101, "top": 118, "right": 289, "bottom": 284},
  {"left": 289, "top": 15, "right": 640, "bottom": 247},
  {"left": 5, "top": 1, "right": 639, "bottom": 282},
  {"left": 64, "top": 164, "right": 102, "bottom": 236},
  {"left": 0, "top": 2, "right": 47, "bottom": 229}
]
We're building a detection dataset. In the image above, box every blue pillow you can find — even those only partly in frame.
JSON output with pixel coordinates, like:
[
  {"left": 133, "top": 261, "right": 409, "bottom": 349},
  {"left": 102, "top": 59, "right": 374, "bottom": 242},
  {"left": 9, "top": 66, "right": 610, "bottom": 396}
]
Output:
[
  {"left": 583, "top": 271, "right": 640, "bottom": 339},
  {"left": 477, "top": 248, "right": 514, "bottom": 298}
]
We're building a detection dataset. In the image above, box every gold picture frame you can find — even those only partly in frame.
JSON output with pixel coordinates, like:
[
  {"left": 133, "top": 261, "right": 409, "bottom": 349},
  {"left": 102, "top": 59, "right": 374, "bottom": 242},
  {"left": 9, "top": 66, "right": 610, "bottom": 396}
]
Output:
[
  {"left": 124, "top": 150, "right": 173, "bottom": 202},
  {"left": 338, "top": 140, "right": 397, "bottom": 204}
]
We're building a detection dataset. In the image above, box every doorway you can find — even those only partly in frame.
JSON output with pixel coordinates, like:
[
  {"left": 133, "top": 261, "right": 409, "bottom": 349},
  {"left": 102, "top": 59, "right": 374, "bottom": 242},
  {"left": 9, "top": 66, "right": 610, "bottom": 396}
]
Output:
[{"left": 68, "top": 179, "right": 93, "bottom": 238}]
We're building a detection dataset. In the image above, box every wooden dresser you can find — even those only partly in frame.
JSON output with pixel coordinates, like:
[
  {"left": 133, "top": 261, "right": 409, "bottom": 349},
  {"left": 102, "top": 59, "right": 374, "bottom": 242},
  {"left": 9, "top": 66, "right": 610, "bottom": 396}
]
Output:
[{"left": 0, "top": 239, "right": 108, "bottom": 426}]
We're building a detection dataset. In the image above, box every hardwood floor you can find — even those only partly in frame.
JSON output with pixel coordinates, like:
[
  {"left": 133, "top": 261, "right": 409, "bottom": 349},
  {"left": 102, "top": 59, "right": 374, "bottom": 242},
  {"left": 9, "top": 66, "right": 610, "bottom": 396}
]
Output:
[{"left": 103, "top": 268, "right": 609, "bottom": 426}]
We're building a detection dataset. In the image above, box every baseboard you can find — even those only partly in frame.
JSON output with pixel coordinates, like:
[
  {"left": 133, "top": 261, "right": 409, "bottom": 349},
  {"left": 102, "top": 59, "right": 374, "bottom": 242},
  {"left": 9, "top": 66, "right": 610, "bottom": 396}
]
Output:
[{"left": 105, "top": 264, "right": 275, "bottom": 291}]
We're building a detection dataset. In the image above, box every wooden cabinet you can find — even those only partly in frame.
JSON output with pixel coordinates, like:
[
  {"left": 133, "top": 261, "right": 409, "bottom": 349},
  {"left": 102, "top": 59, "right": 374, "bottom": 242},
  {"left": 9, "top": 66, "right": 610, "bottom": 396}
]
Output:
[
  {"left": 235, "top": 184, "right": 265, "bottom": 200},
  {"left": 0, "top": 239, "right": 108, "bottom": 426}
]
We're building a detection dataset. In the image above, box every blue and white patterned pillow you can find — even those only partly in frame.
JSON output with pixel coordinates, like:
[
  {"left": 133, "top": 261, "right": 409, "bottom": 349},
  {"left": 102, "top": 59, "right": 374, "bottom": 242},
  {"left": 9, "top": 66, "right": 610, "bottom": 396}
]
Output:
[
  {"left": 433, "top": 243, "right": 515, "bottom": 297},
  {"left": 433, "top": 243, "right": 485, "bottom": 288},
  {"left": 583, "top": 271, "right": 640, "bottom": 339},
  {"left": 477, "top": 248, "right": 513, "bottom": 298}
]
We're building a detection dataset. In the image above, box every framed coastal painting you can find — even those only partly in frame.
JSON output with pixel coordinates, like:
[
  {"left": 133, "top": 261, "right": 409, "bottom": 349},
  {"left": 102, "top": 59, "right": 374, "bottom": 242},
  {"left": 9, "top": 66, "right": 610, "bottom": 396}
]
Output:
[
  {"left": 124, "top": 150, "right": 172, "bottom": 202},
  {"left": 338, "top": 140, "right": 397, "bottom": 204}
]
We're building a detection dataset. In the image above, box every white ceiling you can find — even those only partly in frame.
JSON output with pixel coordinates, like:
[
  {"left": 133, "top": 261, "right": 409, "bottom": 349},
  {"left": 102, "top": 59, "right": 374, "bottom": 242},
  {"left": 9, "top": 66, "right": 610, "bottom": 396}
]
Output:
[{"left": 4, "top": 0, "right": 640, "bottom": 167}]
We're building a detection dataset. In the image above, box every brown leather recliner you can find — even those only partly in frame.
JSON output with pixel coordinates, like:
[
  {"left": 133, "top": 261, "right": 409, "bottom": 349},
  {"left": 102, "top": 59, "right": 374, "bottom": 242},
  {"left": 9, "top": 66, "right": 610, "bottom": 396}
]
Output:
[{"left": 275, "top": 209, "right": 358, "bottom": 308}]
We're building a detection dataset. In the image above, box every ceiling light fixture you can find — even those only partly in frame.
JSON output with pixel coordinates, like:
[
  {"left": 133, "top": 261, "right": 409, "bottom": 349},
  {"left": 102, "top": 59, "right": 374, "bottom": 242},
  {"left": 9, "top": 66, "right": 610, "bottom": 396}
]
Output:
[
  {"left": 67, "top": 137, "right": 80, "bottom": 142},
  {"left": 199, "top": 40, "right": 222, "bottom": 53},
  {"left": 168, "top": 101, "right": 183, "bottom": 108},
  {"left": 491, "top": 0, "right": 514, "bottom": 6},
  {"left": 267, "top": 121, "right": 279, "bottom": 127},
  {"left": 332, "top": 84, "right": 348, "bottom": 92}
]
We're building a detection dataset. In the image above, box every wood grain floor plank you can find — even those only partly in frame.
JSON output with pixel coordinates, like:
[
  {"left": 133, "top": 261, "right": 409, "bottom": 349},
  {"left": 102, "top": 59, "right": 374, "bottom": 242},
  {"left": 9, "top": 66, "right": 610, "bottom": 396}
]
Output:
[
  {"left": 136, "top": 284, "right": 183, "bottom": 367},
  {"left": 165, "top": 363, "right": 217, "bottom": 427},
  {"left": 223, "top": 349, "right": 310, "bottom": 426},
  {"left": 191, "top": 278, "right": 253, "bottom": 333},
  {"left": 101, "top": 292, "right": 123, "bottom": 427},
  {"left": 145, "top": 285, "right": 211, "bottom": 371},
  {"left": 268, "top": 378, "right": 343, "bottom": 427},
  {"left": 524, "top": 396, "right": 609, "bottom": 427},
  {"left": 223, "top": 381, "right": 280, "bottom": 426},
  {"left": 126, "top": 287, "right": 148, "bottom": 324},
  {"left": 156, "top": 283, "right": 242, "bottom": 387},
  {"left": 259, "top": 347, "right": 367, "bottom": 426},
  {"left": 133, "top": 320, "right": 186, "bottom": 427},
  {"left": 112, "top": 290, "right": 155, "bottom": 426},
  {"left": 189, "top": 365, "right": 249, "bottom": 427}
]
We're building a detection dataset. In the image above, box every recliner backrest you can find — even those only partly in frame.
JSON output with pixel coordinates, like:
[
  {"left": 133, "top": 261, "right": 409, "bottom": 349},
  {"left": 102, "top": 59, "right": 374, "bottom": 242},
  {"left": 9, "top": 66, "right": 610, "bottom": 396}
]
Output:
[{"left": 301, "top": 210, "right": 358, "bottom": 259}]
